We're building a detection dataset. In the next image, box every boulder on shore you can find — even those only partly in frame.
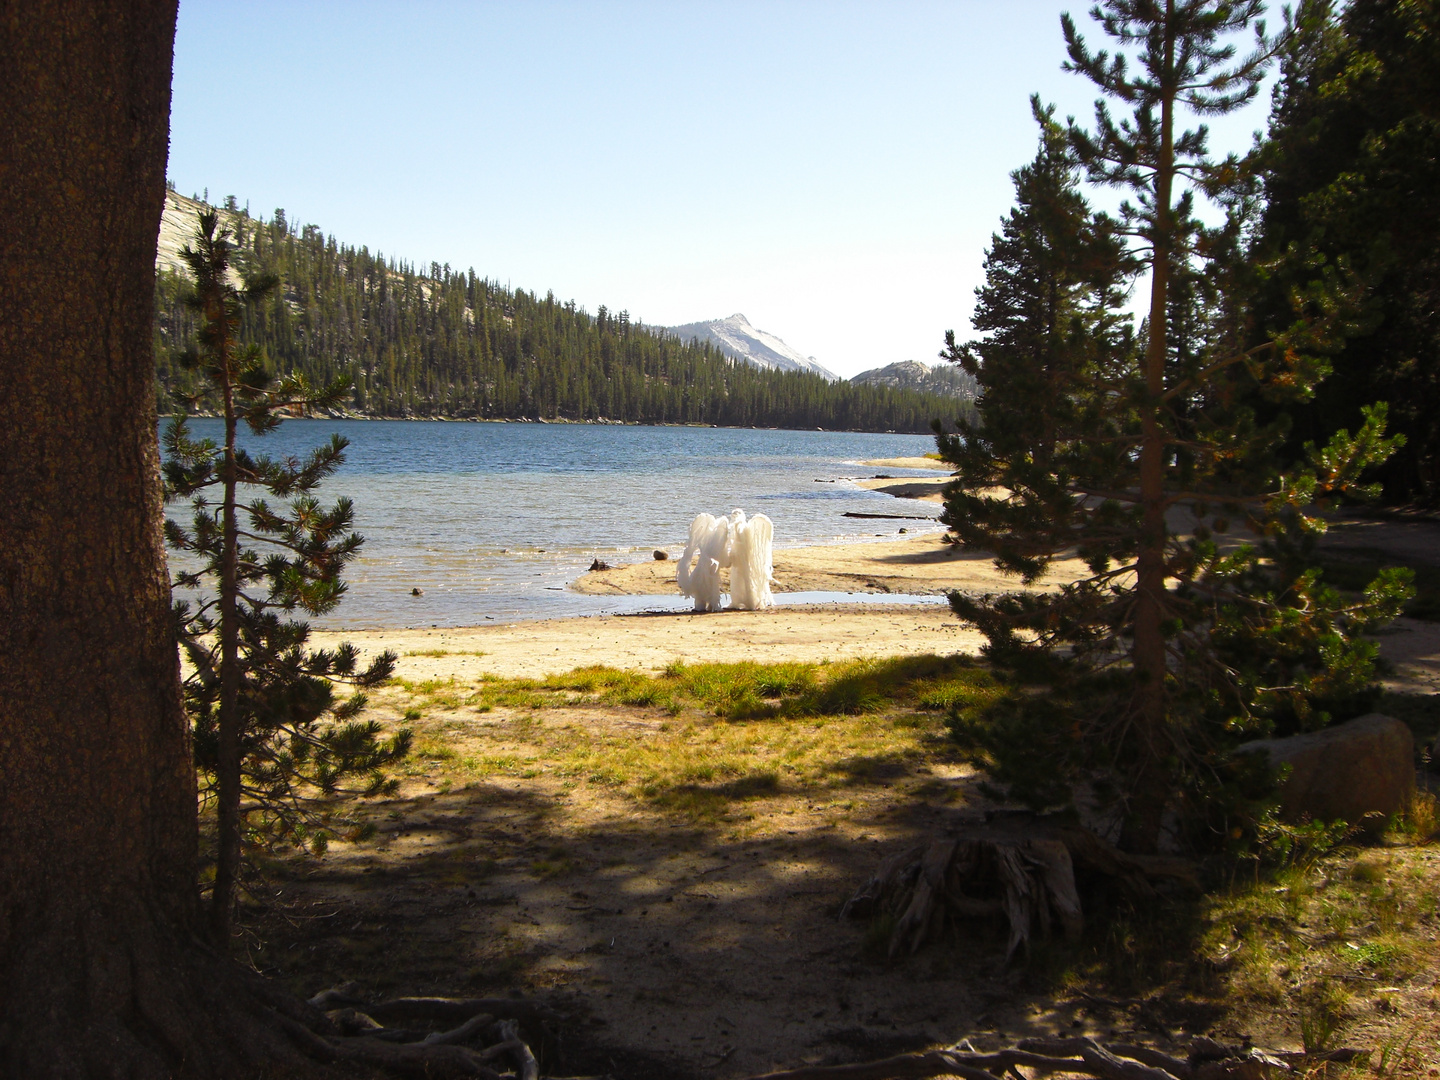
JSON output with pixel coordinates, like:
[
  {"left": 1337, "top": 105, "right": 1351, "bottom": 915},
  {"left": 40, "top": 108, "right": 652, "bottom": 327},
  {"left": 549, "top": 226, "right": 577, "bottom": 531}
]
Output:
[{"left": 1237, "top": 713, "right": 1414, "bottom": 825}]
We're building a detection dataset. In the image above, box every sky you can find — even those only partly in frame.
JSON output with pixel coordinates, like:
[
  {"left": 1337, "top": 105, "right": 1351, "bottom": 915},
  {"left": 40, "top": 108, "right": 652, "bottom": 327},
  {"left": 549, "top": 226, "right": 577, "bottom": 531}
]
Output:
[{"left": 168, "top": 1, "right": 1277, "bottom": 380}]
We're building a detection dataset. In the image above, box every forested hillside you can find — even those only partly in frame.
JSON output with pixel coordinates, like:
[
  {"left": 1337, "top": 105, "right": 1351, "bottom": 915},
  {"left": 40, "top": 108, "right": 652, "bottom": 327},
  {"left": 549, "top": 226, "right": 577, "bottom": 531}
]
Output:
[{"left": 154, "top": 192, "right": 967, "bottom": 432}]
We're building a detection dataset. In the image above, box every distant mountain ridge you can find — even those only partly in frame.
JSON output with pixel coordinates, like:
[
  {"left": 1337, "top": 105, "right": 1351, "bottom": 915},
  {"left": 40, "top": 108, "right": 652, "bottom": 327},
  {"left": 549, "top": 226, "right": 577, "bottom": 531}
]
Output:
[
  {"left": 151, "top": 189, "right": 964, "bottom": 431},
  {"left": 851, "top": 359, "right": 977, "bottom": 400},
  {"left": 663, "top": 313, "right": 841, "bottom": 382}
]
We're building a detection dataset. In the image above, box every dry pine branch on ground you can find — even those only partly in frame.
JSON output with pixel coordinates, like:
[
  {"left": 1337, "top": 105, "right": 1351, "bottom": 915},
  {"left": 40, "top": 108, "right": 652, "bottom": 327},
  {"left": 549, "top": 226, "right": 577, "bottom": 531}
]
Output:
[{"left": 738, "top": 1035, "right": 1362, "bottom": 1080}]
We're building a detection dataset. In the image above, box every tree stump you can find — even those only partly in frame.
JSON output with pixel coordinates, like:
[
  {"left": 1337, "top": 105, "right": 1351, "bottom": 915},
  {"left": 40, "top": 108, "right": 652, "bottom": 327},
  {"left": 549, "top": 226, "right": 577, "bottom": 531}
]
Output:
[{"left": 842, "top": 815, "right": 1196, "bottom": 960}]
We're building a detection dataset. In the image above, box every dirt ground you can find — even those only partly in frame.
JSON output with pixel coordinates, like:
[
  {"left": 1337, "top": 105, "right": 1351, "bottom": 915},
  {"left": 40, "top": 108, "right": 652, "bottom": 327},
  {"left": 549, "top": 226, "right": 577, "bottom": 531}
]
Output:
[
  {"left": 245, "top": 513, "right": 1440, "bottom": 1078},
  {"left": 246, "top": 698, "right": 1023, "bottom": 1078},
  {"left": 243, "top": 655, "right": 1440, "bottom": 1078}
]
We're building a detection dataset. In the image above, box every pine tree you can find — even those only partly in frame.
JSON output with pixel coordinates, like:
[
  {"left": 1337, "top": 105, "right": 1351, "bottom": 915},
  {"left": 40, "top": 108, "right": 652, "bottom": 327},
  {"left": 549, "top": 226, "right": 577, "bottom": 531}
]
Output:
[
  {"left": 1254, "top": 0, "right": 1440, "bottom": 502},
  {"left": 938, "top": 4, "right": 1412, "bottom": 854},
  {"left": 162, "top": 210, "right": 408, "bottom": 940},
  {"left": 940, "top": 99, "right": 1135, "bottom": 574}
]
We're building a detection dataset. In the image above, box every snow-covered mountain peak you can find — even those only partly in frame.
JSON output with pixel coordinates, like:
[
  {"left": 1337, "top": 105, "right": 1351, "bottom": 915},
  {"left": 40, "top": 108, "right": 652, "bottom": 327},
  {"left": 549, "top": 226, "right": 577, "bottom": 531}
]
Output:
[{"left": 664, "top": 314, "right": 840, "bottom": 382}]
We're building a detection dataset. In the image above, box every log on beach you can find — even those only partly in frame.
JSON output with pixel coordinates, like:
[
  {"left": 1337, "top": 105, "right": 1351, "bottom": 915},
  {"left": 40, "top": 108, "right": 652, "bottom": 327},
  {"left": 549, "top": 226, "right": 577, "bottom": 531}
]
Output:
[{"left": 842, "top": 512, "right": 939, "bottom": 521}]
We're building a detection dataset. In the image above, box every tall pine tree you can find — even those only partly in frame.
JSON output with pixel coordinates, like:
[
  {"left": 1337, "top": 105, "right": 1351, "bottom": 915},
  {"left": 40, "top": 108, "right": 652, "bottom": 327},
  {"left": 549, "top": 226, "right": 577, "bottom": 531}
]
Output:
[
  {"left": 938, "top": 4, "right": 1411, "bottom": 853},
  {"left": 163, "top": 211, "right": 407, "bottom": 940}
]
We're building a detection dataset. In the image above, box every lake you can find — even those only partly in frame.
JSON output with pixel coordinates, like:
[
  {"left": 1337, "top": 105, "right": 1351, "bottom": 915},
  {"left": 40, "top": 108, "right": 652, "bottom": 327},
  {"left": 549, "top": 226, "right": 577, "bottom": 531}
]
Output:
[{"left": 164, "top": 420, "right": 947, "bottom": 628}]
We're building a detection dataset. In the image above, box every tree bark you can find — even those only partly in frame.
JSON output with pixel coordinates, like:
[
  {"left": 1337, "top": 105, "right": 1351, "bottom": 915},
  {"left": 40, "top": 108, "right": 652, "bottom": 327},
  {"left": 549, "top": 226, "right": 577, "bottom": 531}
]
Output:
[
  {"left": 0, "top": 5, "right": 295, "bottom": 1076},
  {"left": 0, "top": 11, "right": 529, "bottom": 1077}
]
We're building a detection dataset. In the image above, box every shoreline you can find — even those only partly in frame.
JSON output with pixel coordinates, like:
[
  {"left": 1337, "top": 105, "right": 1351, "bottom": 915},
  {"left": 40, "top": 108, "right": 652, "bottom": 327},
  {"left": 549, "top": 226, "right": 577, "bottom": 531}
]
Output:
[
  {"left": 308, "top": 507, "right": 1099, "bottom": 683},
  {"left": 564, "top": 456, "right": 959, "bottom": 598},
  {"left": 302, "top": 493, "right": 1440, "bottom": 691},
  {"left": 305, "top": 453, "right": 981, "bottom": 673},
  {"left": 168, "top": 412, "right": 949, "bottom": 435},
  {"left": 571, "top": 531, "right": 1080, "bottom": 599}
]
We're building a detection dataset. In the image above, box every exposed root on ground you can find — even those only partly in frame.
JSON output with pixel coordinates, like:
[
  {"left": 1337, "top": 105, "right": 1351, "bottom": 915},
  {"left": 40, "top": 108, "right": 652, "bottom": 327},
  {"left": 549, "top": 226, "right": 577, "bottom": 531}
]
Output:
[
  {"left": 737, "top": 1034, "right": 1363, "bottom": 1080},
  {"left": 290, "top": 983, "right": 557, "bottom": 1078}
]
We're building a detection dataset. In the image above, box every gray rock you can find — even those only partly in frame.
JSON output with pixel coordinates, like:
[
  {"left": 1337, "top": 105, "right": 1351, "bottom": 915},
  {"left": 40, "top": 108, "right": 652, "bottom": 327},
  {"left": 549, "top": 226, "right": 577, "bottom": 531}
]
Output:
[
  {"left": 850, "top": 359, "right": 978, "bottom": 400},
  {"left": 1236, "top": 713, "right": 1414, "bottom": 824}
]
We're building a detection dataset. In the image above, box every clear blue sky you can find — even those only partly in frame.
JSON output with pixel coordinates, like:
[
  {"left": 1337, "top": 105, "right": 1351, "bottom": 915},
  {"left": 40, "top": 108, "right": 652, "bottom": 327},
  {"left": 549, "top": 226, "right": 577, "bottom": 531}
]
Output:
[{"left": 169, "top": 1, "right": 1275, "bottom": 379}]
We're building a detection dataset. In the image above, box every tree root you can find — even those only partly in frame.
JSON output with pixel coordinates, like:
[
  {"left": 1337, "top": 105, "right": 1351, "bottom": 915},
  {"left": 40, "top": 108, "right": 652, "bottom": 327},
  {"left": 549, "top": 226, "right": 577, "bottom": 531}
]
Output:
[
  {"left": 842, "top": 814, "right": 1198, "bottom": 959},
  {"left": 0, "top": 911, "right": 560, "bottom": 1080},
  {"left": 735, "top": 1034, "right": 1364, "bottom": 1080},
  {"left": 308, "top": 982, "right": 561, "bottom": 1029},
  {"left": 283, "top": 984, "right": 556, "bottom": 1078}
]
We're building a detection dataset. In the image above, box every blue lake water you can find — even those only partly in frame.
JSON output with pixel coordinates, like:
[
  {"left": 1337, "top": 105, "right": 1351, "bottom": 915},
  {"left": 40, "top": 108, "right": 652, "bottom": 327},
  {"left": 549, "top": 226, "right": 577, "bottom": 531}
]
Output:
[{"left": 164, "top": 420, "right": 947, "bottom": 628}]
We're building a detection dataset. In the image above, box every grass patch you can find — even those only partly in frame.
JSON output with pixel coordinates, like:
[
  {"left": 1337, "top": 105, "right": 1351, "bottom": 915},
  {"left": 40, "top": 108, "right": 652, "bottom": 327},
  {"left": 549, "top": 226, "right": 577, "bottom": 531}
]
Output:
[
  {"left": 1010, "top": 824, "right": 1439, "bottom": 1034},
  {"left": 395, "top": 656, "right": 998, "bottom": 727},
  {"left": 1183, "top": 842, "right": 1435, "bottom": 1048},
  {"left": 379, "top": 655, "right": 995, "bottom": 820},
  {"left": 540, "top": 707, "right": 949, "bottom": 820},
  {"left": 655, "top": 655, "right": 999, "bottom": 721}
]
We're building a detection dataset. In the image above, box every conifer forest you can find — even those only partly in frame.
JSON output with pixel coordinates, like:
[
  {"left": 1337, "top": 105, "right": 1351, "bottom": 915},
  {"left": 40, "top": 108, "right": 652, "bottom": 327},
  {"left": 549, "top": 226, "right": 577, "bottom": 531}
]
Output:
[{"left": 153, "top": 201, "right": 964, "bottom": 433}]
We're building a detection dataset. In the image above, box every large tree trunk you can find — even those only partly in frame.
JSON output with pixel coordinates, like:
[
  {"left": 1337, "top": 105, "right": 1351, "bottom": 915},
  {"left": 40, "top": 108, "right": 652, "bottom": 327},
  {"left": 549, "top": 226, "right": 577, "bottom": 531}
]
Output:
[
  {"left": 0, "top": 12, "right": 540, "bottom": 1078},
  {"left": 0, "top": 5, "right": 296, "bottom": 1076}
]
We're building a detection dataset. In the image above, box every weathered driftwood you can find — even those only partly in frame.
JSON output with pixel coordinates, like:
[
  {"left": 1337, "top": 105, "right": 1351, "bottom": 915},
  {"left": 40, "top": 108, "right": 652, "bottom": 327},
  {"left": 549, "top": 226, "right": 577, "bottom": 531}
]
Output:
[
  {"left": 737, "top": 1034, "right": 1362, "bottom": 1080},
  {"left": 842, "top": 816, "right": 1197, "bottom": 959},
  {"left": 290, "top": 983, "right": 555, "bottom": 1078}
]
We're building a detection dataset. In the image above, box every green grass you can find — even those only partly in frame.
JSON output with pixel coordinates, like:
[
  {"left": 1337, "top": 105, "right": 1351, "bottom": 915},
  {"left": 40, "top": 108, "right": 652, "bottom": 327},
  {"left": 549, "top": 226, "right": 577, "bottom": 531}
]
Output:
[
  {"left": 395, "top": 655, "right": 1000, "bottom": 724},
  {"left": 383, "top": 654, "right": 1000, "bottom": 820},
  {"left": 1009, "top": 808, "right": 1439, "bottom": 1021}
]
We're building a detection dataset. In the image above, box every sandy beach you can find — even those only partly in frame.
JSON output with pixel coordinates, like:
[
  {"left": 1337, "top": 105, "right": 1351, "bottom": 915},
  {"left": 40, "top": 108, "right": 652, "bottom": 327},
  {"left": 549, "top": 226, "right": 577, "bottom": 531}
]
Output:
[
  {"left": 311, "top": 602, "right": 985, "bottom": 682},
  {"left": 848, "top": 454, "right": 952, "bottom": 501},
  {"left": 572, "top": 531, "right": 1082, "bottom": 600},
  {"left": 312, "top": 539, "right": 1094, "bottom": 683},
  {"left": 311, "top": 523, "right": 1440, "bottom": 691}
]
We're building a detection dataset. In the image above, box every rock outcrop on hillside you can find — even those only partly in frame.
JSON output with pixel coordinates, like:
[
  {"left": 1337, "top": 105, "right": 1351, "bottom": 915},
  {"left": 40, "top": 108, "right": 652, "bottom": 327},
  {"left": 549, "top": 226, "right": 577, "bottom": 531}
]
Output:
[
  {"left": 157, "top": 190, "right": 245, "bottom": 283},
  {"left": 850, "top": 359, "right": 976, "bottom": 400}
]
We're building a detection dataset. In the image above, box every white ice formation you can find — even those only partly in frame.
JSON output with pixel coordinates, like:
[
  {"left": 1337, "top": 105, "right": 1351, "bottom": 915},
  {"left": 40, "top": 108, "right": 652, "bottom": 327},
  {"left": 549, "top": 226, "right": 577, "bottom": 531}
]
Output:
[
  {"left": 729, "top": 511, "right": 774, "bottom": 611},
  {"left": 675, "top": 509, "right": 775, "bottom": 612}
]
